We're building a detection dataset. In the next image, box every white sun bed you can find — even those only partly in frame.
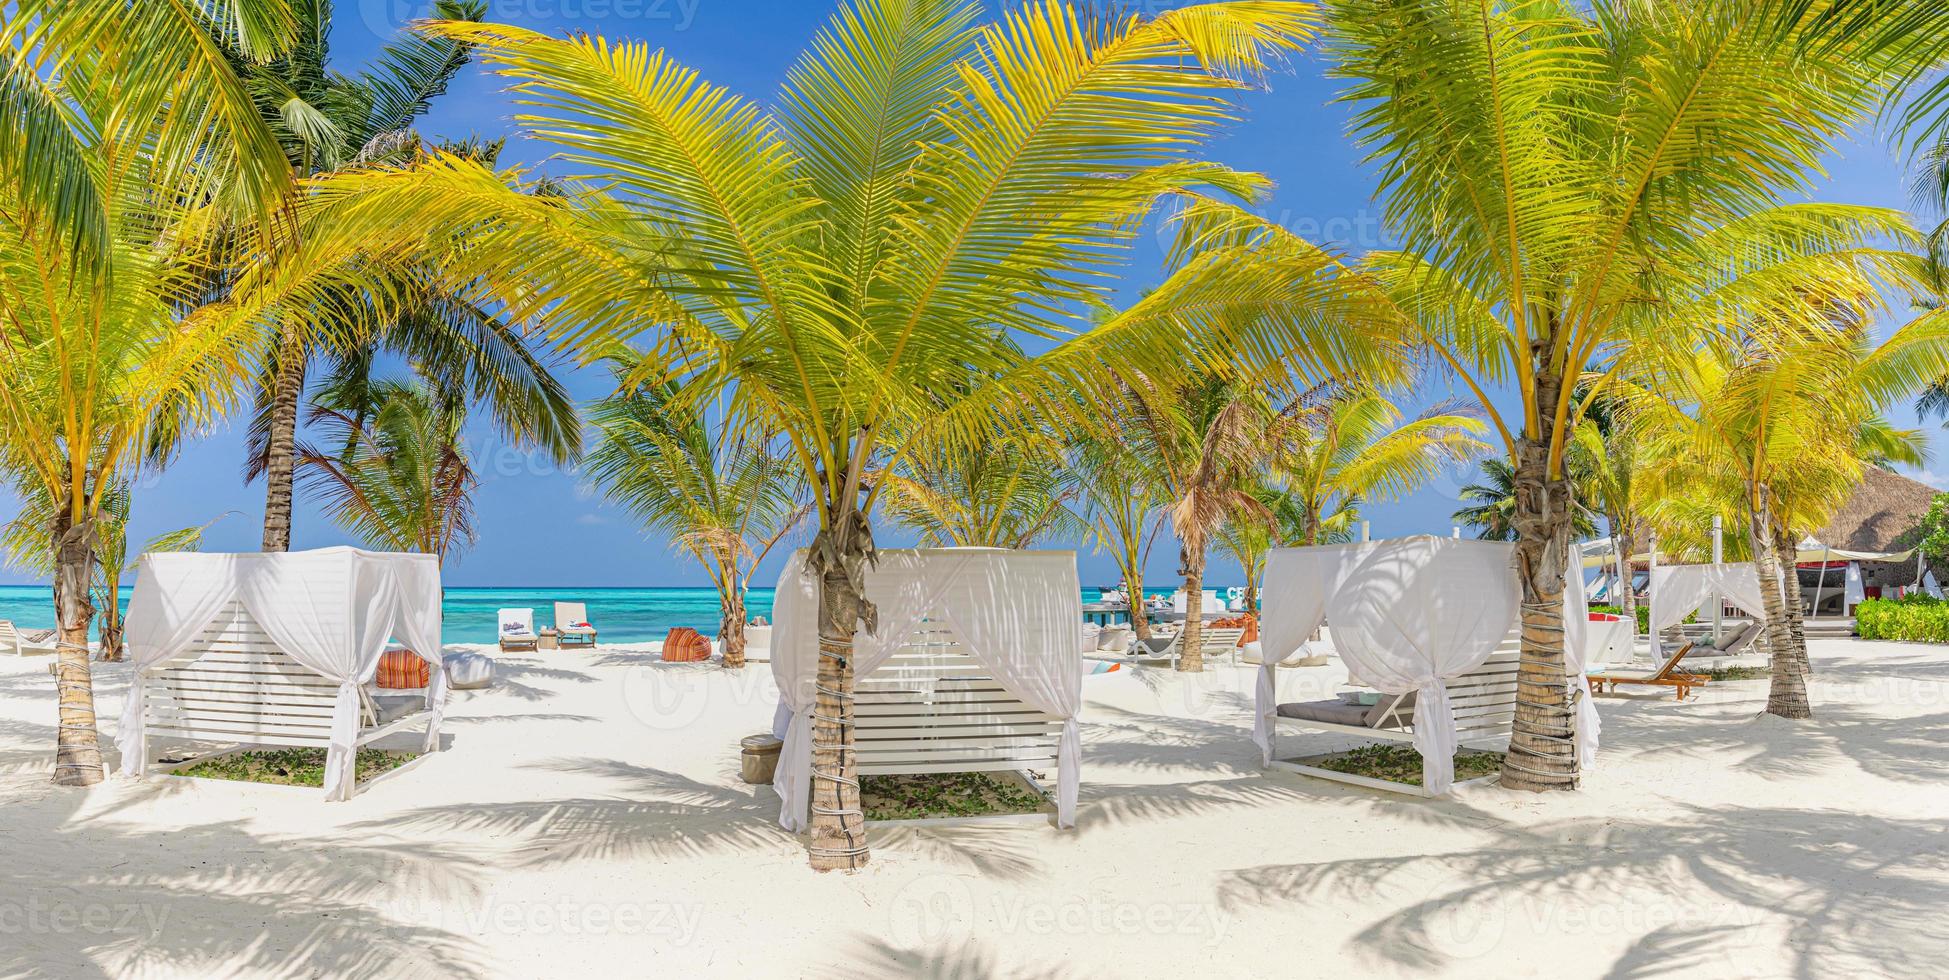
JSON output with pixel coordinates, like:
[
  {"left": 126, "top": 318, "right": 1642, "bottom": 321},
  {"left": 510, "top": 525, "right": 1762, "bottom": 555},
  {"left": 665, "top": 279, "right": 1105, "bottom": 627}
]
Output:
[
  {"left": 553, "top": 601, "right": 597, "bottom": 648},
  {"left": 1118, "top": 627, "right": 1244, "bottom": 668},
  {"left": 0, "top": 619, "right": 58, "bottom": 656},
  {"left": 499, "top": 607, "right": 538, "bottom": 652}
]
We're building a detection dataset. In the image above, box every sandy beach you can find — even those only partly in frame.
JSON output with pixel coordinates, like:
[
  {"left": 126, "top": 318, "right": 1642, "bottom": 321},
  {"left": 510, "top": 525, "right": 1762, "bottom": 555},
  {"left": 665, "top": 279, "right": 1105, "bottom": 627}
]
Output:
[{"left": 1, "top": 638, "right": 1944, "bottom": 979}]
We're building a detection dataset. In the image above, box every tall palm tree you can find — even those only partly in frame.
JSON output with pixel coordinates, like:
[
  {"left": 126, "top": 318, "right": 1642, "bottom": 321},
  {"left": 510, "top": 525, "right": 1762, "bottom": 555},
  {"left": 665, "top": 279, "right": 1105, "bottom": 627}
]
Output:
[
  {"left": 296, "top": 380, "right": 479, "bottom": 563},
  {"left": 880, "top": 433, "right": 1082, "bottom": 549},
  {"left": 1624, "top": 314, "right": 1945, "bottom": 718},
  {"left": 299, "top": 1, "right": 1400, "bottom": 866},
  {"left": 585, "top": 368, "right": 804, "bottom": 668},
  {"left": 0, "top": 0, "right": 418, "bottom": 787},
  {"left": 1453, "top": 459, "right": 1518, "bottom": 542},
  {"left": 1280, "top": 392, "right": 1484, "bottom": 545},
  {"left": 230, "top": 0, "right": 579, "bottom": 552},
  {"left": 1319, "top": 0, "right": 1929, "bottom": 789},
  {"left": 1068, "top": 433, "right": 1168, "bottom": 640}
]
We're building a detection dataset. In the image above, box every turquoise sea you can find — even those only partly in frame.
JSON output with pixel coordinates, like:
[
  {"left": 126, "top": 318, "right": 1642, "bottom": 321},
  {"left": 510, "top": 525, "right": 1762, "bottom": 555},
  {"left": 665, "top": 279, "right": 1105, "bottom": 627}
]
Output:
[{"left": 0, "top": 584, "right": 1146, "bottom": 645}]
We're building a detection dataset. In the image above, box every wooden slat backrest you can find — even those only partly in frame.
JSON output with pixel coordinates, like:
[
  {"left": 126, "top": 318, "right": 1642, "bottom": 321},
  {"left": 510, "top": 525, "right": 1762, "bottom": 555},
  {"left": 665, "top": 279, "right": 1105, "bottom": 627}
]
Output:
[
  {"left": 854, "top": 617, "right": 1063, "bottom": 777},
  {"left": 144, "top": 602, "right": 339, "bottom": 746}
]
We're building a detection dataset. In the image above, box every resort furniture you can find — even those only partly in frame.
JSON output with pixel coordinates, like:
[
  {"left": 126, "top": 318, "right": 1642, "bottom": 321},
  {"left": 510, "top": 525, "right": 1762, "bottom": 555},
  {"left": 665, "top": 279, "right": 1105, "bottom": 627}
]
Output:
[
  {"left": 1095, "top": 626, "right": 1132, "bottom": 654},
  {"left": 1122, "top": 627, "right": 1245, "bottom": 668},
  {"left": 375, "top": 647, "right": 431, "bottom": 689},
  {"left": 0, "top": 620, "right": 57, "bottom": 656},
  {"left": 1588, "top": 643, "right": 1706, "bottom": 700},
  {"left": 498, "top": 608, "right": 538, "bottom": 652},
  {"left": 743, "top": 623, "right": 772, "bottom": 662},
  {"left": 740, "top": 733, "right": 783, "bottom": 784},
  {"left": 1649, "top": 563, "right": 1765, "bottom": 659},
  {"left": 1254, "top": 536, "right": 1598, "bottom": 796},
  {"left": 538, "top": 628, "right": 559, "bottom": 650},
  {"left": 770, "top": 548, "right": 1084, "bottom": 831},
  {"left": 117, "top": 548, "right": 447, "bottom": 801},
  {"left": 662, "top": 626, "right": 711, "bottom": 662},
  {"left": 443, "top": 651, "right": 495, "bottom": 690},
  {"left": 554, "top": 601, "right": 598, "bottom": 648}
]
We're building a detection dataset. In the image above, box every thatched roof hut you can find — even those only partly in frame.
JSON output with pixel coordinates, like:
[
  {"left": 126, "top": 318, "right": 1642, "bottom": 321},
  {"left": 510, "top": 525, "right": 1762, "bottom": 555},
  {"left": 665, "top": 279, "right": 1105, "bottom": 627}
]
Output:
[{"left": 1813, "top": 467, "right": 1939, "bottom": 553}]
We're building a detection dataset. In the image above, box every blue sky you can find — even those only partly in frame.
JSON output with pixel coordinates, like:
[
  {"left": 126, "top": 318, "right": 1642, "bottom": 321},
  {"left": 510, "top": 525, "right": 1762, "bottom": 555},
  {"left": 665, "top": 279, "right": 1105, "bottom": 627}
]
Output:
[{"left": 3, "top": 1, "right": 1938, "bottom": 589}]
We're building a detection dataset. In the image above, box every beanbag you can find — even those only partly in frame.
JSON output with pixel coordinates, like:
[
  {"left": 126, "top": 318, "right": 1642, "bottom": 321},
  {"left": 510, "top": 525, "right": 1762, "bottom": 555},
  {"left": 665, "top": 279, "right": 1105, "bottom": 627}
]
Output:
[
  {"left": 376, "top": 649, "right": 430, "bottom": 689},
  {"left": 662, "top": 627, "right": 713, "bottom": 663},
  {"left": 444, "top": 651, "right": 495, "bottom": 690}
]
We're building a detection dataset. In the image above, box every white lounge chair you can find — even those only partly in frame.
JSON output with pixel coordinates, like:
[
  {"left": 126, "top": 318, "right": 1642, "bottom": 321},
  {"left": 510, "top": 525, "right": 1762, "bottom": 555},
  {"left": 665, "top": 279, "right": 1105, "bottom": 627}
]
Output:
[
  {"left": 742, "top": 622, "right": 772, "bottom": 663},
  {"left": 498, "top": 608, "right": 538, "bottom": 652},
  {"left": 553, "top": 601, "right": 597, "bottom": 648},
  {"left": 1123, "top": 627, "right": 1245, "bottom": 668},
  {"left": 0, "top": 619, "right": 58, "bottom": 656}
]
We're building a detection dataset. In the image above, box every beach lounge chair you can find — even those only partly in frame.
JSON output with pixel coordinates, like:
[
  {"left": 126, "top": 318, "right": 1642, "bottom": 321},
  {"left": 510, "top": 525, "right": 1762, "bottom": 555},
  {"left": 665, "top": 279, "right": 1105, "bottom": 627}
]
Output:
[
  {"left": 554, "top": 602, "right": 597, "bottom": 648},
  {"left": 1124, "top": 627, "right": 1245, "bottom": 668},
  {"left": 1588, "top": 643, "right": 1706, "bottom": 700},
  {"left": 0, "top": 620, "right": 57, "bottom": 656},
  {"left": 498, "top": 608, "right": 538, "bottom": 652}
]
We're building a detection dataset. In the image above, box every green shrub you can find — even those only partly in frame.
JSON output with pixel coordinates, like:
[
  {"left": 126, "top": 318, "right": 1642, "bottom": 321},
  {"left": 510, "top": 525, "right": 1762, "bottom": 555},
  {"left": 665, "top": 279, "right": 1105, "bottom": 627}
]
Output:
[
  {"left": 1590, "top": 603, "right": 1650, "bottom": 634},
  {"left": 1855, "top": 595, "right": 1949, "bottom": 643}
]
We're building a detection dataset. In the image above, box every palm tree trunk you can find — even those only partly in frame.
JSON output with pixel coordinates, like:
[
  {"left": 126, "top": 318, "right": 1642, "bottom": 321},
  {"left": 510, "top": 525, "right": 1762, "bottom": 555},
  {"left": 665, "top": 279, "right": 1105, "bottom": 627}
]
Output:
[
  {"left": 1125, "top": 565, "right": 1152, "bottom": 640},
  {"left": 807, "top": 515, "right": 870, "bottom": 871},
  {"left": 1177, "top": 542, "right": 1205, "bottom": 672},
  {"left": 1772, "top": 525, "right": 1812, "bottom": 677},
  {"left": 260, "top": 328, "right": 304, "bottom": 552},
  {"left": 1499, "top": 435, "right": 1580, "bottom": 792},
  {"left": 96, "top": 581, "right": 123, "bottom": 662},
  {"left": 1751, "top": 484, "right": 1811, "bottom": 719},
  {"left": 1615, "top": 521, "right": 1638, "bottom": 635},
  {"left": 51, "top": 509, "right": 103, "bottom": 786},
  {"left": 720, "top": 574, "right": 747, "bottom": 670}
]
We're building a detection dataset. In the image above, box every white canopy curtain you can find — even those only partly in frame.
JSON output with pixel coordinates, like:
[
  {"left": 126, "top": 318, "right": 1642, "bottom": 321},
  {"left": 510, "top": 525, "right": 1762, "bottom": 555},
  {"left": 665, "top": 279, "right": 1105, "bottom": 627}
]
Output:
[
  {"left": 1253, "top": 536, "right": 1520, "bottom": 794},
  {"left": 117, "top": 548, "right": 446, "bottom": 801},
  {"left": 1647, "top": 563, "right": 1765, "bottom": 654},
  {"left": 769, "top": 548, "right": 1084, "bottom": 830}
]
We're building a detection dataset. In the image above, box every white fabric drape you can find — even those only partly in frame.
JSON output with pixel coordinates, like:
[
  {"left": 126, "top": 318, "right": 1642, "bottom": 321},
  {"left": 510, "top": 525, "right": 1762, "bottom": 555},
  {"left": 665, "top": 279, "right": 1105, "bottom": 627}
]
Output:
[
  {"left": 117, "top": 548, "right": 445, "bottom": 800},
  {"left": 769, "top": 549, "right": 1084, "bottom": 830},
  {"left": 1649, "top": 563, "right": 1765, "bottom": 655},
  {"left": 1844, "top": 562, "right": 1866, "bottom": 609},
  {"left": 1561, "top": 554, "right": 1601, "bottom": 768},
  {"left": 1926, "top": 569, "right": 1944, "bottom": 600},
  {"left": 1253, "top": 537, "right": 1519, "bottom": 794}
]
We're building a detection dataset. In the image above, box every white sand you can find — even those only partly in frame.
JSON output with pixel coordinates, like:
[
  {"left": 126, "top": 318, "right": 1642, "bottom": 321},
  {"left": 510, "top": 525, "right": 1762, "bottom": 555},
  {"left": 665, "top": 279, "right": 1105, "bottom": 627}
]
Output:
[{"left": 1, "top": 638, "right": 1945, "bottom": 978}]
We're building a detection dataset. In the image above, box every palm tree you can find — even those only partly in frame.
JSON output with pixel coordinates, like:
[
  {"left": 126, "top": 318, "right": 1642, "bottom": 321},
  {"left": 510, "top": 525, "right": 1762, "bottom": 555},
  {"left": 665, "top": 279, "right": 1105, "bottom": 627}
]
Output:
[
  {"left": 881, "top": 433, "right": 1082, "bottom": 549},
  {"left": 0, "top": 0, "right": 418, "bottom": 786},
  {"left": 1569, "top": 392, "right": 1648, "bottom": 631},
  {"left": 1624, "top": 314, "right": 1946, "bottom": 719},
  {"left": 296, "top": 380, "right": 480, "bottom": 564},
  {"left": 300, "top": 1, "right": 1400, "bottom": 866},
  {"left": 1068, "top": 434, "right": 1168, "bottom": 640},
  {"left": 228, "top": 0, "right": 580, "bottom": 552},
  {"left": 1280, "top": 393, "right": 1485, "bottom": 545},
  {"left": 1453, "top": 459, "right": 1518, "bottom": 542},
  {"left": 1320, "top": 0, "right": 1929, "bottom": 790},
  {"left": 585, "top": 369, "right": 804, "bottom": 668}
]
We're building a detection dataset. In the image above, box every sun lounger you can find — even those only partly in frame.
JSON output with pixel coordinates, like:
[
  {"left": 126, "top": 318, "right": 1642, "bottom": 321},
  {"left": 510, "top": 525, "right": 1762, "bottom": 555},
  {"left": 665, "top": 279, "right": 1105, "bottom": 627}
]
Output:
[
  {"left": 554, "top": 602, "right": 597, "bottom": 648},
  {"left": 1588, "top": 643, "right": 1705, "bottom": 700},
  {"left": 498, "top": 608, "right": 538, "bottom": 652},
  {"left": 1123, "top": 627, "right": 1245, "bottom": 668},
  {"left": 0, "top": 620, "right": 58, "bottom": 656}
]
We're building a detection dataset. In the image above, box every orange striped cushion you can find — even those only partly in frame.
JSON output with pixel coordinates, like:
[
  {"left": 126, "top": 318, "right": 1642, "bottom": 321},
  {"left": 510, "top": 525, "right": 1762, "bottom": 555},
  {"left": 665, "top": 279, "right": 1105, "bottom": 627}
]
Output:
[
  {"left": 376, "top": 649, "right": 431, "bottom": 689},
  {"left": 662, "top": 628, "right": 712, "bottom": 662}
]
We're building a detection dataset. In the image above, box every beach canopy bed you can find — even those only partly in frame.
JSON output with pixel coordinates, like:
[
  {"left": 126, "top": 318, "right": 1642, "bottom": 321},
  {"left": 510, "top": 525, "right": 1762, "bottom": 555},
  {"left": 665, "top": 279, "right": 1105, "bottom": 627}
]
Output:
[
  {"left": 1647, "top": 562, "right": 1766, "bottom": 656},
  {"left": 1252, "top": 536, "right": 1600, "bottom": 796},
  {"left": 116, "top": 548, "right": 447, "bottom": 801},
  {"left": 769, "top": 548, "right": 1083, "bottom": 835}
]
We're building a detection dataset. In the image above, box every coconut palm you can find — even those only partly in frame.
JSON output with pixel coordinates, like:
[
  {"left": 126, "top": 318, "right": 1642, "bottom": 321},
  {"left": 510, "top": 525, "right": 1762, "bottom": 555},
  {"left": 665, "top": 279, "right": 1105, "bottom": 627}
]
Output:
[
  {"left": 1319, "top": 0, "right": 1931, "bottom": 789},
  {"left": 1069, "top": 433, "right": 1168, "bottom": 640},
  {"left": 295, "top": 380, "right": 479, "bottom": 563},
  {"left": 1623, "top": 315, "right": 1945, "bottom": 719},
  {"left": 224, "top": 0, "right": 579, "bottom": 552},
  {"left": 0, "top": 0, "right": 432, "bottom": 786},
  {"left": 1280, "top": 393, "right": 1484, "bottom": 546},
  {"left": 1568, "top": 392, "right": 1647, "bottom": 630},
  {"left": 294, "top": 0, "right": 1400, "bottom": 867},
  {"left": 880, "top": 432, "right": 1083, "bottom": 549},
  {"left": 585, "top": 369, "right": 804, "bottom": 668}
]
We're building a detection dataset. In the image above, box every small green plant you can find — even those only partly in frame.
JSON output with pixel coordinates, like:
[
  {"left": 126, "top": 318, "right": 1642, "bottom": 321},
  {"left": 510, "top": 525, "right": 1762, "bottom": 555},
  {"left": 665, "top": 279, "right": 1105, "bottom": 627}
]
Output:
[
  {"left": 1311, "top": 744, "right": 1504, "bottom": 786},
  {"left": 175, "top": 748, "right": 416, "bottom": 787},
  {"left": 1696, "top": 664, "right": 1770, "bottom": 681},
  {"left": 1855, "top": 594, "right": 1949, "bottom": 643},
  {"left": 1590, "top": 603, "right": 1651, "bottom": 635},
  {"left": 860, "top": 771, "right": 1051, "bottom": 820}
]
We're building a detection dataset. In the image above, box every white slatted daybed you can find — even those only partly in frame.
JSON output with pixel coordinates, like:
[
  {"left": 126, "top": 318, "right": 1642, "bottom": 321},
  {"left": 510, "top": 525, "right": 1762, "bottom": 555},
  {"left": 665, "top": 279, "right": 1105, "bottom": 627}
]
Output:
[
  {"left": 770, "top": 548, "right": 1085, "bottom": 835},
  {"left": 1265, "top": 628, "right": 1520, "bottom": 797},
  {"left": 117, "top": 548, "right": 448, "bottom": 801}
]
